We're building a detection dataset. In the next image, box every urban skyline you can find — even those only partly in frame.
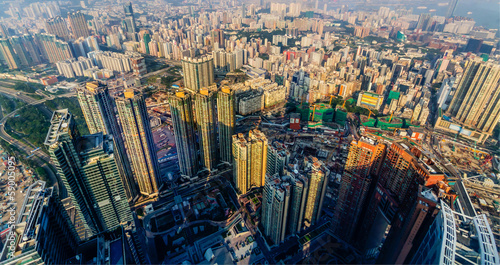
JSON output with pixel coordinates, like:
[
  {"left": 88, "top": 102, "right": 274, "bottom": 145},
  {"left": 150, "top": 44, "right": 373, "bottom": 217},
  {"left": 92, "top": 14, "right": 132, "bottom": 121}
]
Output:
[{"left": 0, "top": 0, "right": 498, "bottom": 264}]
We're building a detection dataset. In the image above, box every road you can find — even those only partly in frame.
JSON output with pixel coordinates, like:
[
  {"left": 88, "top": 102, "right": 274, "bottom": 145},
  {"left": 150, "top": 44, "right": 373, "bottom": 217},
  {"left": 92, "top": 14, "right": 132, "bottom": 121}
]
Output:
[
  {"left": 0, "top": 86, "right": 76, "bottom": 190},
  {"left": 427, "top": 133, "right": 477, "bottom": 217}
]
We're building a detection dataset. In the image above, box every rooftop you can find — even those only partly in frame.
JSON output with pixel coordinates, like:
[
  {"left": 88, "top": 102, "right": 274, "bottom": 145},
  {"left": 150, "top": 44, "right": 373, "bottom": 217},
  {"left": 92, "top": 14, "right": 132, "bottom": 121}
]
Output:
[{"left": 44, "top": 109, "right": 72, "bottom": 146}]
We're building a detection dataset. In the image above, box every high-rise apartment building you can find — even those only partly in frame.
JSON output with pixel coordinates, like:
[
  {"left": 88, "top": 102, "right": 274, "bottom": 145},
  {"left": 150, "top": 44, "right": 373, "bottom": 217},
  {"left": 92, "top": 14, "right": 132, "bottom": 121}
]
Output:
[
  {"left": 0, "top": 39, "right": 20, "bottom": 69},
  {"left": 181, "top": 56, "right": 215, "bottom": 93},
  {"left": 261, "top": 174, "right": 290, "bottom": 245},
  {"left": 210, "top": 29, "right": 225, "bottom": 48},
  {"left": 436, "top": 61, "right": 500, "bottom": 143},
  {"left": 333, "top": 137, "right": 386, "bottom": 243},
  {"left": 249, "top": 129, "right": 268, "bottom": 188},
  {"left": 8, "top": 36, "right": 29, "bottom": 67},
  {"left": 356, "top": 141, "right": 445, "bottom": 252},
  {"left": 36, "top": 33, "right": 74, "bottom": 63},
  {"left": 0, "top": 24, "right": 9, "bottom": 38},
  {"left": 286, "top": 171, "right": 309, "bottom": 235},
  {"left": 168, "top": 91, "right": 199, "bottom": 177},
  {"left": 217, "top": 86, "right": 236, "bottom": 164},
  {"left": 115, "top": 89, "right": 160, "bottom": 197},
  {"left": 376, "top": 143, "right": 426, "bottom": 217},
  {"left": 45, "top": 16, "right": 70, "bottom": 41},
  {"left": 68, "top": 11, "right": 90, "bottom": 39},
  {"left": 232, "top": 130, "right": 268, "bottom": 194},
  {"left": 77, "top": 82, "right": 138, "bottom": 201},
  {"left": 260, "top": 156, "right": 328, "bottom": 244},
  {"left": 79, "top": 133, "right": 133, "bottom": 230},
  {"left": 193, "top": 86, "right": 218, "bottom": 171},
  {"left": 0, "top": 182, "right": 80, "bottom": 264},
  {"left": 302, "top": 156, "right": 329, "bottom": 227},
  {"left": 77, "top": 82, "right": 108, "bottom": 134},
  {"left": 266, "top": 141, "right": 290, "bottom": 176},
  {"left": 19, "top": 35, "right": 42, "bottom": 65}
]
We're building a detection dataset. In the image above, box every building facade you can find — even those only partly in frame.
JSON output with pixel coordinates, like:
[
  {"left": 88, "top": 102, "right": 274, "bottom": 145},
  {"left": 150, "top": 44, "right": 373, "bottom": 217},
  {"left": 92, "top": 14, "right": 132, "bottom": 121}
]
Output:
[
  {"left": 68, "top": 11, "right": 90, "bottom": 39},
  {"left": 217, "top": 86, "right": 236, "bottom": 164},
  {"left": 168, "top": 91, "right": 199, "bottom": 177},
  {"left": 333, "top": 137, "right": 386, "bottom": 243},
  {"left": 436, "top": 61, "right": 500, "bottom": 143},
  {"left": 115, "top": 90, "right": 160, "bottom": 197},
  {"left": 232, "top": 130, "right": 268, "bottom": 194},
  {"left": 77, "top": 82, "right": 138, "bottom": 201},
  {"left": 261, "top": 174, "right": 290, "bottom": 245},
  {"left": 193, "top": 86, "right": 218, "bottom": 171},
  {"left": 181, "top": 56, "right": 215, "bottom": 93}
]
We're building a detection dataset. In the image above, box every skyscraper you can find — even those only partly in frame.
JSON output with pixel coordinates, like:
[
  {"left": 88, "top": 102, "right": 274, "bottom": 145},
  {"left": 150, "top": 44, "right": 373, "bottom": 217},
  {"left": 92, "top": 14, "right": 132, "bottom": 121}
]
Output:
[
  {"left": 286, "top": 171, "right": 308, "bottom": 235},
  {"left": 123, "top": 2, "right": 137, "bottom": 41},
  {"left": 302, "top": 156, "right": 329, "bottom": 227},
  {"left": 446, "top": 0, "right": 459, "bottom": 18},
  {"left": 115, "top": 89, "right": 160, "bottom": 197},
  {"left": 261, "top": 174, "right": 290, "bottom": 245},
  {"left": 78, "top": 133, "right": 133, "bottom": 231},
  {"left": 168, "top": 91, "right": 199, "bottom": 177},
  {"left": 356, "top": 141, "right": 439, "bottom": 251},
  {"left": 193, "top": 86, "right": 218, "bottom": 171},
  {"left": 439, "top": 61, "right": 500, "bottom": 143},
  {"left": 143, "top": 33, "right": 151, "bottom": 55},
  {"left": 233, "top": 133, "right": 250, "bottom": 193},
  {"left": 410, "top": 201, "right": 499, "bottom": 264},
  {"left": 333, "top": 137, "right": 386, "bottom": 242},
  {"left": 0, "top": 39, "right": 20, "bottom": 69},
  {"left": 181, "top": 56, "right": 215, "bottom": 93},
  {"left": 44, "top": 109, "right": 95, "bottom": 237},
  {"left": 249, "top": 130, "right": 268, "bottom": 188},
  {"left": 210, "top": 29, "right": 225, "bottom": 48},
  {"left": 0, "top": 24, "right": 9, "bottom": 38},
  {"left": 0, "top": 182, "right": 80, "bottom": 264},
  {"left": 45, "top": 110, "right": 133, "bottom": 235},
  {"left": 266, "top": 141, "right": 290, "bottom": 176},
  {"left": 8, "top": 36, "right": 29, "bottom": 67},
  {"left": 77, "top": 82, "right": 108, "bottom": 134},
  {"left": 416, "top": 13, "right": 431, "bottom": 31},
  {"left": 377, "top": 185, "right": 442, "bottom": 264},
  {"left": 19, "top": 35, "right": 42, "bottom": 65},
  {"left": 68, "top": 11, "right": 90, "bottom": 39},
  {"left": 36, "top": 33, "right": 74, "bottom": 63},
  {"left": 232, "top": 130, "right": 268, "bottom": 194},
  {"left": 77, "top": 82, "right": 138, "bottom": 201},
  {"left": 217, "top": 86, "right": 235, "bottom": 164},
  {"left": 45, "top": 16, "right": 70, "bottom": 41}
]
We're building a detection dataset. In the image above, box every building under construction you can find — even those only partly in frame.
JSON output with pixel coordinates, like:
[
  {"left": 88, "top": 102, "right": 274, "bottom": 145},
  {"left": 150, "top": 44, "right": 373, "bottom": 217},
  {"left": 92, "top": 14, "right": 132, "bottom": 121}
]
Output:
[
  {"left": 377, "top": 116, "right": 403, "bottom": 130},
  {"left": 360, "top": 115, "right": 376, "bottom": 127}
]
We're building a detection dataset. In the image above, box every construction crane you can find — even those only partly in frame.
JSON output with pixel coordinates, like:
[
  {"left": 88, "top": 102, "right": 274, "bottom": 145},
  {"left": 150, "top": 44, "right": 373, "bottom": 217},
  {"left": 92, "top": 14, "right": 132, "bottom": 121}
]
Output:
[
  {"left": 388, "top": 127, "right": 404, "bottom": 135},
  {"left": 311, "top": 104, "right": 317, "bottom": 121},
  {"left": 329, "top": 95, "right": 335, "bottom": 106},
  {"left": 360, "top": 106, "right": 375, "bottom": 120}
]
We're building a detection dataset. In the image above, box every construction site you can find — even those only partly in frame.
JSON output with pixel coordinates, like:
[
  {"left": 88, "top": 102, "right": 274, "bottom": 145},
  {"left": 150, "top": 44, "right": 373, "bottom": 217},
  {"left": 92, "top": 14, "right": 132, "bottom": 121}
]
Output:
[{"left": 438, "top": 138, "right": 494, "bottom": 175}]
